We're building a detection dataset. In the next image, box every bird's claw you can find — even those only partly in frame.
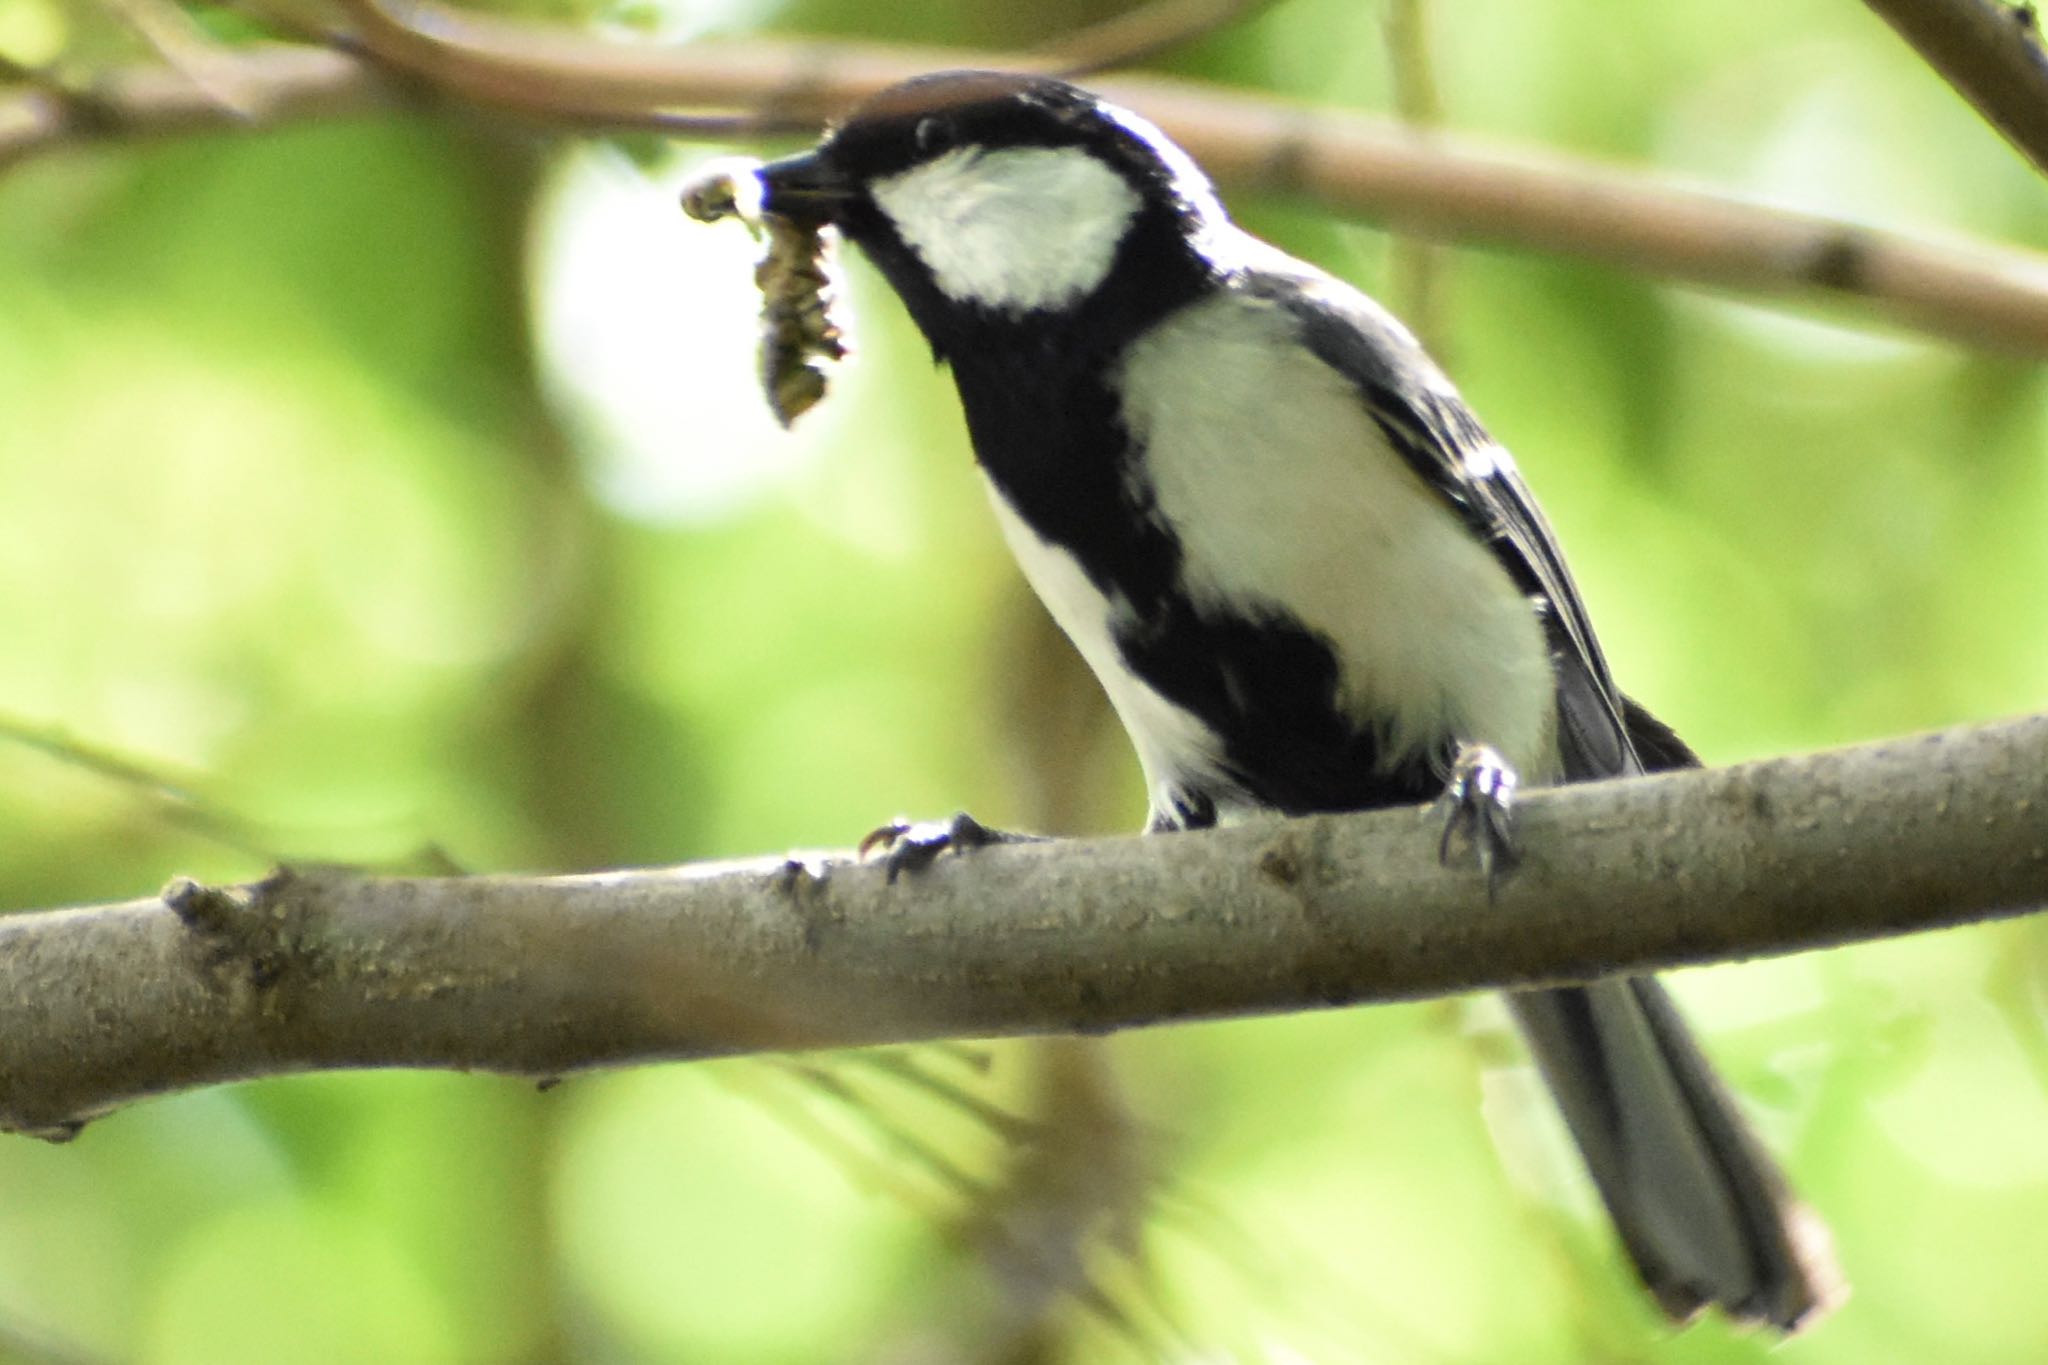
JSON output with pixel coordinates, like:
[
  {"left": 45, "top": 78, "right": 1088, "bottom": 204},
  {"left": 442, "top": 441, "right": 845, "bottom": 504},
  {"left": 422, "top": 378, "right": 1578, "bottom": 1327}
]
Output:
[
  {"left": 1436, "top": 743, "right": 1518, "bottom": 896},
  {"left": 859, "top": 811, "right": 1037, "bottom": 883}
]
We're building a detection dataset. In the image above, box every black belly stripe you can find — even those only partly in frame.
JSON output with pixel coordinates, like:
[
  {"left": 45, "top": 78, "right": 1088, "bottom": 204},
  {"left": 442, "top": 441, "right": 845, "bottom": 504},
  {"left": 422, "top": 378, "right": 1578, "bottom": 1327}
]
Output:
[
  {"left": 931, "top": 257, "right": 1461, "bottom": 821},
  {"left": 1114, "top": 601, "right": 1450, "bottom": 817}
]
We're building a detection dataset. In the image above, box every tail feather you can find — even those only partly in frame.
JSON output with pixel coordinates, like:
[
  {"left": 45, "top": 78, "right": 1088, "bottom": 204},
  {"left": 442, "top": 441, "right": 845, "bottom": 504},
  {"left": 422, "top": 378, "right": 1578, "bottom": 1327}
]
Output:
[{"left": 1508, "top": 979, "right": 1845, "bottom": 1331}]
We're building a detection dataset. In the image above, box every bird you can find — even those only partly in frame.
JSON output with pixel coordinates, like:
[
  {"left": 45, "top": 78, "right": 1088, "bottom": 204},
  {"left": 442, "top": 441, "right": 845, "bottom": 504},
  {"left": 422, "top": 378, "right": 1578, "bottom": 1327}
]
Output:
[{"left": 747, "top": 69, "right": 1844, "bottom": 1330}]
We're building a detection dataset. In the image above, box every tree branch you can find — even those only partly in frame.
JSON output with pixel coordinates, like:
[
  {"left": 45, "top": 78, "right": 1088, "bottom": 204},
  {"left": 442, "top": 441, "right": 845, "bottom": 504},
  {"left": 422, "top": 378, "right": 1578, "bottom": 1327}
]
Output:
[
  {"left": 1862, "top": 0, "right": 2048, "bottom": 179},
  {"left": 5, "top": 11, "right": 2048, "bottom": 352},
  {"left": 0, "top": 713, "right": 2042, "bottom": 1142},
  {"left": 1027, "top": 0, "right": 1271, "bottom": 76}
]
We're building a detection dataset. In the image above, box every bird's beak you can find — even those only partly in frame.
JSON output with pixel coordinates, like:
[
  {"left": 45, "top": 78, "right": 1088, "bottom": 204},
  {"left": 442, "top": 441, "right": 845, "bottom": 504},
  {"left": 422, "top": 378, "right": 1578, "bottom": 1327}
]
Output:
[{"left": 756, "top": 150, "right": 854, "bottom": 223}]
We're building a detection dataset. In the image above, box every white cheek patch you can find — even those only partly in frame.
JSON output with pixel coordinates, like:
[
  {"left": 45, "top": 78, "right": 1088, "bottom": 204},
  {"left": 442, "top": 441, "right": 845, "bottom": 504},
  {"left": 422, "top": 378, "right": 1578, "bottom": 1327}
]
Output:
[{"left": 868, "top": 146, "right": 1142, "bottom": 313}]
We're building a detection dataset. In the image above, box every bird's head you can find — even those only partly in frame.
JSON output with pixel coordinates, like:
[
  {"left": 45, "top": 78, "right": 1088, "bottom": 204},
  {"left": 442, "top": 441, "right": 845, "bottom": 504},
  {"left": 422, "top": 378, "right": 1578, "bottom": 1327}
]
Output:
[{"left": 757, "top": 71, "right": 1227, "bottom": 340}]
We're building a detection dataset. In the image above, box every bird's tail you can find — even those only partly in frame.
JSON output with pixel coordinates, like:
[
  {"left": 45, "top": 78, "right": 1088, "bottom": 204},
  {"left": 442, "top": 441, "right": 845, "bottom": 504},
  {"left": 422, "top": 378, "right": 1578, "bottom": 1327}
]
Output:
[{"left": 1507, "top": 978, "right": 1845, "bottom": 1331}]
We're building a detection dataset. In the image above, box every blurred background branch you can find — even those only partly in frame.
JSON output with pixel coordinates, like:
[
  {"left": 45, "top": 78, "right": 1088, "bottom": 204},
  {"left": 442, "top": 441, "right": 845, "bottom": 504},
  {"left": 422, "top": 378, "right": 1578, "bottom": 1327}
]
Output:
[
  {"left": 5, "top": 1, "right": 2048, "bottom": 350},
  {"left": 1027, "top": 0, "right": 1271, "bottom": 75},
  {"left": 2, "top": 712, "right": 2042, "bottom": 1142}
]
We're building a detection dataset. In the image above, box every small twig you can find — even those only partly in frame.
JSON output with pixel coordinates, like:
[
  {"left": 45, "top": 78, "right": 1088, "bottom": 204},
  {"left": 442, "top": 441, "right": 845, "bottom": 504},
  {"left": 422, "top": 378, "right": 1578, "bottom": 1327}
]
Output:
[
  {"left": 777, "top": 1059, "right": 994, "bottom": 1204},
  {"left": 0, "top": 714, "right": 282, "bottom": 859},
  {"left": 217, "top": 0, "right": 349, "bottom": 45},
  {"left": 1861, "top": 0, "right": 2048, "bottom": 179},
  {"left": 94, "top": 0, "right": 270, "bottom": 117},
  {"left": 0, "top": 43, "right": 388, "bottom": 164},
  {"left": 330, "top": 0, "right": 819, "bottom": 134},
  {"left": 853, "top": 1050, "right": 1040, "bottom": 1142},
  {"left": 719, "top": 1062, "right": 966, "bottom": 1215},
  {"left": 1030, "top": 0, "right": 1271, "bottom": 76}
]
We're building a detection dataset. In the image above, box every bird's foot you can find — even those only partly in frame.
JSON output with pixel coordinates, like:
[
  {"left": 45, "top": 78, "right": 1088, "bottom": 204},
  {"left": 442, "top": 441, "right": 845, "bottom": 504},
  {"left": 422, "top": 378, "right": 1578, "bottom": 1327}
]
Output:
[
  {"left": 858, "top": 811, "right": 1043, "bottom": 882},
  {"left": 1436, "top": 743, "right": 1518, "bottom": 895}
]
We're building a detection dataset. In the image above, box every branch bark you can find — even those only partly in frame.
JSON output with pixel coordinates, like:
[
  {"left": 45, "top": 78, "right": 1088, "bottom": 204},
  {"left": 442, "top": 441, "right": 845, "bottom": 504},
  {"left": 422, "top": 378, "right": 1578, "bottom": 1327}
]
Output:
[
  {"left": 1862, "top": 0, "right": 2048, "bottom": 179},
  {"left": 1, "top": 713, "right": 2043, "bottom": 1142},
  {"left": 5, "top": 14, "right": 2048, "bottom": 352}
]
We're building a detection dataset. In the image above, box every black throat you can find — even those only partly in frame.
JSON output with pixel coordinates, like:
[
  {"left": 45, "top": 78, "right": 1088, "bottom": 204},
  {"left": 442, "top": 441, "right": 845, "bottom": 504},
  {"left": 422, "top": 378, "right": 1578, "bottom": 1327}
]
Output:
[{"left": 843, "top": 200, "right": 1214, "bottom": 612}]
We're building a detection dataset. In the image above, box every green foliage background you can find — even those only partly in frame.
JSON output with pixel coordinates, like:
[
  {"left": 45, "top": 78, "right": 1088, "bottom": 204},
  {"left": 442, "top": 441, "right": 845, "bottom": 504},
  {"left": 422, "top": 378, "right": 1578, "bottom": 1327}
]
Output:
[{"left": 2, "top": 0, "right": 2046, "bottom": 1360}]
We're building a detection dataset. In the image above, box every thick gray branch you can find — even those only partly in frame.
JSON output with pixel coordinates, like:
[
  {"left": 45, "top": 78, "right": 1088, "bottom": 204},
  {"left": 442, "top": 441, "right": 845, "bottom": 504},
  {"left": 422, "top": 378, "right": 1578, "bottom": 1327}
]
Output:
[{"left": 1, "top": 714, "right": 2044, "bottom": 1141}]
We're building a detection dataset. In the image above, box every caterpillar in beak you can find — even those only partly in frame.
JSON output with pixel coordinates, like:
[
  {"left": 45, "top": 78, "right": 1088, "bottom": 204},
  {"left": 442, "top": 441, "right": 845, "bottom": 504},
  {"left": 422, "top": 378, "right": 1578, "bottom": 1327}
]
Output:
[{"left": 681, "top": 159, "right": 846, "bottom": 428}]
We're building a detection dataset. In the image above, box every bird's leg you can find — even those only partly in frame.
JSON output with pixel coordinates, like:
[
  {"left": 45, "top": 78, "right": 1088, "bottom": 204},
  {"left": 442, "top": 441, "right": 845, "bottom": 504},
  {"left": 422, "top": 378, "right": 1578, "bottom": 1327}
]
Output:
[
  {"left": 1436, "top": 742, "right": 1518, "bottom": 894},
  {"left": 858, "top": 811, "right": 1046, "bottom": 882}
]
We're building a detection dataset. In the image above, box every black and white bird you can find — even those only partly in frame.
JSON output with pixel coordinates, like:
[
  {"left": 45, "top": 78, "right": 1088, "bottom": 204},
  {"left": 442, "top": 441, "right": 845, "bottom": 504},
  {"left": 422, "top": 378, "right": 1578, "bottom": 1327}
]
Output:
[{"left": 750, "top": 70, "right": 1842, "bottom": 1330}]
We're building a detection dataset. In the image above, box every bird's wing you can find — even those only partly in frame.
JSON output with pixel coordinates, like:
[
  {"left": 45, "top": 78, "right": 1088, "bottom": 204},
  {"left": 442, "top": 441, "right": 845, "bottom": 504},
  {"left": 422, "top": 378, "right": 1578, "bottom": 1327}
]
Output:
[
  {"left": 1235, "top": 273, "right": 1840, "bottom": 1330},
  {"left": 1240, "top": 266, "right": 1639, "bottom": 781}
]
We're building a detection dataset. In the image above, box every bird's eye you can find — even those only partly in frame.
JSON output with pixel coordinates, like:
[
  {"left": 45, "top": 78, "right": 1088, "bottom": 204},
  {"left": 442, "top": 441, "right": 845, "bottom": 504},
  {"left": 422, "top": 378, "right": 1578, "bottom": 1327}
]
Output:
[{"left": 913, "top": 117, "right": 951, "bottom": 155}]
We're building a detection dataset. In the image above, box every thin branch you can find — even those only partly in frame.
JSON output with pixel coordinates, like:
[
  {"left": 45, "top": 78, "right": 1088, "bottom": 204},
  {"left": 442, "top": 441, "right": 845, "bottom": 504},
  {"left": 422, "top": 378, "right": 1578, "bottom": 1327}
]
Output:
[
  {"left": 0, "top": 713, "right": 2043, "bottom": 1141},
  {"left": 1028, "top": 0, "right": 1272, "bottom": 77},
  {"left": 1862, "top": 0, "right": 2048, "bottom": 179},
  {"left": 4, "top": 17, "right": 2046, "bottom": 353}
]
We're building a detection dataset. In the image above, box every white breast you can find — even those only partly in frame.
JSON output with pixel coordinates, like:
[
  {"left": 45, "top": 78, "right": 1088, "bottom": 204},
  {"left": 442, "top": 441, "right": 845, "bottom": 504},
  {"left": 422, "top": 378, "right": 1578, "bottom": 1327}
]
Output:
[
  {"left": 982, "top": 491, "right": 1231, "bottom": 818},
  {"left": 1113, "top": 285, "right": 1558, "bottom": 782}
]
